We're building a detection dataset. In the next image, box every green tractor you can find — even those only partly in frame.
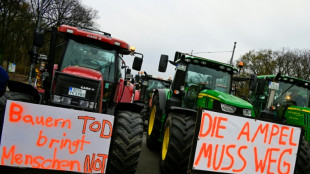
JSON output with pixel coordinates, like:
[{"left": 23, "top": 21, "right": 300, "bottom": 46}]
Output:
[
  {"left": 147, "top": 52, "right": 254, "bottom": 174},
  {"left": 135, "top": 71, "right": 172, "bottom": 130},
  {"left": 248, "top": 74, "right": 310, "bottom": 174}
]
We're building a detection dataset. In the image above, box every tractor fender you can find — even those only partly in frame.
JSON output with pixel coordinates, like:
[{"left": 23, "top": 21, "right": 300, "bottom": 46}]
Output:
[
  {"left": 167, "top": 106, "right": 197, "bottom": 118},
  {"left": 7, "top": 80, "right": 41, "bottom": 103},
  {"left": 114, "top": 102, "right": 144, "bottom": 115},
  {"left": 154, "top": 89, "right": 168, "bottom": 113}
]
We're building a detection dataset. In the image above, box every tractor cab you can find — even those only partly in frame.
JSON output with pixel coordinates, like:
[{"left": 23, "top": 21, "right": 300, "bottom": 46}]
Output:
[
  {"left": 249, "top": 75, "right": 310, "bottom": 137},
  {"left": 137, "top": 72, "right": 171, "bottom": 103},
  {"left": 47, "top": 25, "right": 143, "bottom": 113},
  {"left": 158, "top": 52, "right": 253, "bottom": 116}
]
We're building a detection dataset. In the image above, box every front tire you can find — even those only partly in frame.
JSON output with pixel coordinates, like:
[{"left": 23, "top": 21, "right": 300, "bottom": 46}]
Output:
[
  {"left": 160, "top": 112, "right": 196, "bottom": 174},
  {"left": 107, "top": 110, "right": 143, "bottom": 174},
  {"left": 146, "top": 94, "right": 162, "bottom": 150},
  {"left": 295, "top": 138, "right": 310, "bottom": 174}
]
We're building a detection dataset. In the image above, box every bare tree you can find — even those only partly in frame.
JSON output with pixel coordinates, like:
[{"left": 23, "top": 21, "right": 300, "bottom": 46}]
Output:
[{"left": 28, "top": 0, "right": 98, "bottom": 29}]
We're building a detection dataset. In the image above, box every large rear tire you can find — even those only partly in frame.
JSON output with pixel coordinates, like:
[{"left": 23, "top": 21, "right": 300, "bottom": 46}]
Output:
[
  {"left": 146, "top": 94, "right": 162, "bottom": 150},
  {"left": 160, "top": 113, "right": 196, "bottom": 174},
  {"left": 107, "top": 110, "right": 143, "bottom": 174},
  {"left": 295, "top": 138, "right": 310, "bottom": 174}
]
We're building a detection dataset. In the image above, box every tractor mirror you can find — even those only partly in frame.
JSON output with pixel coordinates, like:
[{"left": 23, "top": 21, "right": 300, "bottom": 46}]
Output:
[
  {"left": 158, "top": 54, "right": 169, "bottom": 72},
  {"left": 33, "top": 30, "right": 45, "bottom": 47},
  {"left": 256, "top": 79, "right": 265, "bottom": 95},
  {"left": 132, "top": 56, "right": 143, "bottom": 71},
  {"left": 249, "top": 74, "right": 257, "bottom": 91}
]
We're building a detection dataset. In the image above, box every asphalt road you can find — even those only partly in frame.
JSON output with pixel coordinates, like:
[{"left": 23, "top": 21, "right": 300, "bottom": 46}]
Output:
[{"left": 136, "top": 132, "right": 161, "bottom": 174}]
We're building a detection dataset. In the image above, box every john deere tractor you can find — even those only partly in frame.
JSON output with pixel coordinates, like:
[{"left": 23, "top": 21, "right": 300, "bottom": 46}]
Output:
[
  {"left": 135, "top": 71, "right": 171, "bottom": 130},
  {"left": 147, "top": 52, "right": 254, "bottom": 174},
  {"left": 248, "top": 74, "right": 310, "bottom": 174}
]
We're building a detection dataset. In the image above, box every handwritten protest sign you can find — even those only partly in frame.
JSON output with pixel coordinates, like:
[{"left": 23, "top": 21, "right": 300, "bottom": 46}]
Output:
[
  {"left": 192, "top": 110, "right": 301, "bottom": 174},
  {"left": 0, "top": 100, "right": 114, "bottom": 173}
]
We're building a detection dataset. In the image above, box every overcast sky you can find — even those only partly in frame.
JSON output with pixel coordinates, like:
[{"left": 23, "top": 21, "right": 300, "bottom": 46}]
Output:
[{"left": 81, "top": 0, "right": 310, "bottom": 78}]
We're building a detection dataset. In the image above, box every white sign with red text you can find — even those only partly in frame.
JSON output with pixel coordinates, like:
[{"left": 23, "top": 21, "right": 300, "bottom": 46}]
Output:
[
  {"left": 0, "top": 100, "right": 114, "bottom": 173},
  {"left": 193, "top": 110, "right": 301, "bottom": 174}
]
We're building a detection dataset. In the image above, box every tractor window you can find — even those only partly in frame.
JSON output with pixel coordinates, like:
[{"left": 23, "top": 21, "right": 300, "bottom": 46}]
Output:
[
  {"left": 185, "top": 64, "right": 231, "bottom": 93},
  {"left": 146, "top": 79, "right": 166, "bottom": 91},
  {"left": 274, "top": 81, "right": 310, "bottom": 108},
  {"left": 59, "top": 39, "right": 116, "bottom": 82}
]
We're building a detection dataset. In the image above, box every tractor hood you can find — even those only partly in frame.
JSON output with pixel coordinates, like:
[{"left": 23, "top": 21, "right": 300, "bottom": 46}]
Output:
[
  {"left": 62, "top": 66, "right": 103, "bottom": 81},
  {"left": 199, "top": 89, "right": 253, "bottom": 109}
]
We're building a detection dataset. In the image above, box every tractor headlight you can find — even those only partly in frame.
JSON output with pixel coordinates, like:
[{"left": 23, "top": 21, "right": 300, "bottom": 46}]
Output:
[
  {"left": 243, "top": 109, "right": 252, "bottom": 117},
  {"left": 89, "top": 102, "right": 96, "bottom": 109},
  {"left": 61, "top": 97, "right": 72, "bottom": 104},
  {"left": 79, "top": 100, "right": 89, "bottom": 107},
  {"left": 53, "top": 95, "right": 61, "bottom": 103},
  {"left": 221, "top": 103, "right": 236, "bottom": 113}
]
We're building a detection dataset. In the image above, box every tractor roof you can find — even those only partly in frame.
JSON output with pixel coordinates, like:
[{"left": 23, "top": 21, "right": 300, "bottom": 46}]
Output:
[
  {"left": 174, "top": 52, "right": 238, "bottom": 74},
  {"left": 139, "top": 72, "right": 171, "bottom": 82},
  {"left": 58, "top": 25, "right": 131, "bottom": 54},
  {"left": 258, "top": 75, "right": 310, "bottom": 89}
]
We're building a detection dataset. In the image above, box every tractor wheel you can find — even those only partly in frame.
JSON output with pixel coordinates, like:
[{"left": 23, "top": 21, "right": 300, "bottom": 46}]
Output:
[
  {"left": 107, "top": 110, "right": 143, "bottom": 174},
  {"left": 0, "top": 91, "right": 35, "bottom": 113},
  {"left": 146, "top": 94, "right": 162, "bottom": 150},
  {"left": 295, "top": 138, "right": 310, "bottom": 174},
  {"left": 160, "top": 112, "right": 196, "bottom": 174},
  {"left": 140, "top": 106, "right": 149, "bottom": 132},
  {"left": 0, "top": 91, "right": 35, "bottom": 129}
]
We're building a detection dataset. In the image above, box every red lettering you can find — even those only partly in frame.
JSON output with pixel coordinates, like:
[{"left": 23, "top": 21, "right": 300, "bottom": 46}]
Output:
[
  {"left": 221, "top": 144, "right": 236, "bottom": 171},
  {"left": 251, "top": 123, "right": 269, "bottom": 143},
  {"left": 1, "top": 145, "right": 15, "bottom": 165},
  {"left": 84, "top": 153, "right": 108, "bottom": 173},
  {"left": 78, "top": 116, "right": 95, "bottom": 134},
  {"left": 215, "top": 117, "right": 227, "bottom": 138},
  {"left": 232, "top": 146, "right": 247, "bottom": 172},
  {"left": 213, "top": 144, "right": 225, "bottom": 170},
  {"left": 45, "top": 117, "right": 54, "bottom": 127},
  {"left": 267, "top": 148, "right": 280, "bottom": 174},
  {"left": 194, "top": 143, "right": 212, "bottom": 168},
  {"left": 254, "top": 147, "right": 269, "bottom": 173},
  {"left": 9, "top": 102, "right": 23, "bottom": 122},
  {"left": 237, "top": 122, "right": 250, "bottom": 141},
  {"left": 289, "top": 128, "right": 297, "bottom": 146},
  {"left": 279, "top": 126, "right": 289, "bottom": 145},
  {"left": 278, "top": 148, "right": 292, "bottom": 174},
  {"left": 89, "top": 121, "right": 101, "bottom": 132},
  {"left": 100, "top": 120, "right": 112, "bottom": 138},
  {"left": 23, "top": 115, "right": 34, "bottom": 125},
  {"left": 268, "top": 124, "right": 280, "bottom": 144},
  {"left": 199, "top": 113, "right": 212, "bottom": 137},
  {"left": 36, "top": 130, "right": 47, "bottom": 147}
]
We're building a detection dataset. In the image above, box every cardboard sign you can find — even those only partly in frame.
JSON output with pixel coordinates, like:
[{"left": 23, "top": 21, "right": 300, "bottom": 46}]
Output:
[
  {"left": 0, "top": 100, "right": 114, "bottom": 173},
  {"left": 192, "top": 110, "right": 301, "bottom": 174}
]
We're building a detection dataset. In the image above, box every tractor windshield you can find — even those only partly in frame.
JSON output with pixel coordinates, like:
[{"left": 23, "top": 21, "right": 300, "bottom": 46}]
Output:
[
  {"left": 274, "top": 81, "right": 310, "bottom": 108},
  {"left": 59, "top": 39, "right": 116, "bottom": 82},
  {"left": 185, "top": 64, "right": 231, "bottom": 93},
  {"left": 147, "top": 79, "right": 169, "bottom": 91}
]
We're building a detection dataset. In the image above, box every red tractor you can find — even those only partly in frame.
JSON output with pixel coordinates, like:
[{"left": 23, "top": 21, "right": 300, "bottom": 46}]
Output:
[{"left": 0, "top": 25, "right": 144, "bottom": 174}]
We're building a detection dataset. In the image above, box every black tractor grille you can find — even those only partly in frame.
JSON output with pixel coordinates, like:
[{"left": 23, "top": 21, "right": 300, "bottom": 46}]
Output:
[
  {"left": 213, "top": 100, "right": 244, "bottom": 116},
  {"left": 52, "top": 72, "right": 101, "bottom": 110}
]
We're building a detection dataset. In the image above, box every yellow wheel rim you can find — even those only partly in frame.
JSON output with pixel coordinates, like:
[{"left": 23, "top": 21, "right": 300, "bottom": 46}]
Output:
[
  {"left": 162, "top": 126, "right": 170, "bottom": 160},
  {"left": 148, "top": 105, "right": 156, "bottom": 135}
]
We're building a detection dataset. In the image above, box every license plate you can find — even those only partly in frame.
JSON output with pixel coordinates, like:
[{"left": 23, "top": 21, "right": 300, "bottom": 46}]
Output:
[
  {"left": 68, "top": 87, "right": 86, "bottom": 98},
  {"left": 269, "top": 81, "right": 279, "bottom": 90}
]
